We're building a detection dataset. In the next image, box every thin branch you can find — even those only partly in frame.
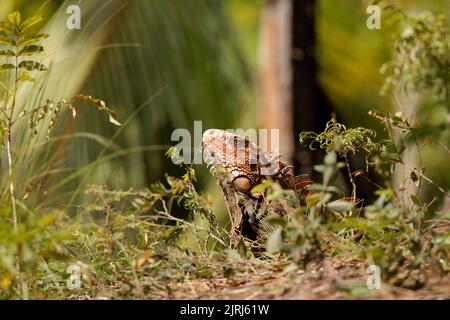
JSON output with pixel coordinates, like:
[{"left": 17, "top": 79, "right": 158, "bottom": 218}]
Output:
[
  {"left": 155, "top": 200, "right": 227, "bottom": 247},
  {"left": 404, "top": 164, "right": 449, "bottom": 197}
]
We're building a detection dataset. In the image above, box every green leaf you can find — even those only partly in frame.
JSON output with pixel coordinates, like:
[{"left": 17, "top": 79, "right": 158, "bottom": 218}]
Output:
[
  {"left": 223, "top": 267, "right": 235, "bottom": 279},
  {"left": 37, "top": 212, "right": 57, "bottom": 229},
  {"left": 341, "top": 217, "right": 378, "bottom": 239},
  {"left": 0, "top": 64, "right": 15, "bottom": 72},
  {"left": 327, "top": 200, "right": 354, "bottom": 213},
  {"left": 226, "top": 249, "right": 242, "bottom": 262},
  {"left": 237, "top": 238, "right": 247, "bottom": 259},
  {"left": 250, "top": 180, "right": 271, "bottom": 195},
  {"left": 317, "top": 192, "right": 333, "bottom": 206},
  {"left": 323, "top": 166, "right": 334, "bottom": 186},
  {"left": 20, "top": 15, "right": 44, "bottom": 33},
  {"left": 108, "top": 115, "right": 121, "bottom": 126},
  {"left": 72, "top": 95, "right": 122, "bottom": 126},
  {"left": 7, "top": 12, "right": 21, "bottom": 27},
  {"left": 307, "top": 183, "right": 342, "bottom": 195},
  {"left": 0, "top": 21, "right": 12, "bottom": 33},
  {"left": 19, "top": 45, "right": 44, "bottom": 56},
  {"left": 268, "top": 217, "right": 287, "bottom": 228},
  {"left": 410, "top": 194, "right": 421, "bottom": 206},
  {"left": 313, "top": 164, "right": 326, "bottom": 173},
  {"left": 164, "top": 225, "right": 182, "bottom": 239},
  {"left": 389, "top": 115, "right": 403, "bottom": 125},
  {"left": 305, "top": 192, "right": 324, "bottom": 206},
  {"left": 17, "top": 73, "right": 36, "bottom": 83},
  {"left": 18, "top": 61, "right": 47, "bottom": 71},
  {"left": 324, "top": 151, "right": 337, "bottom": 165},
  {"left": 18, "top": 33, "right": 49, "bottom": 46},
  {"left": 0, "top": 35, "right": 13, "bottom": 45},
  {"left": 0, "top": 50, "right": 15, "bottom": 57},
  {"left": 266, "top": 227, "right": 283, "bottom": 254}
]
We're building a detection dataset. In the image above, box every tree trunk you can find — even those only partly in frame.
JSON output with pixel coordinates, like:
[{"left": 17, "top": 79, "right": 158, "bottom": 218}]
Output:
[
  {"left": 259, "top": 0, "right": 333, "bottom": 173},
  {"left": 291, "top": 0, "right": 334, "bottom": 175},
  {"left": 259, "top": 0, "right": 294, "bottom": 162}
]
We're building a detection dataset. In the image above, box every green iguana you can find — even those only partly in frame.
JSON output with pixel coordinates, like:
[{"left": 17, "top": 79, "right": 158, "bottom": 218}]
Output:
[{"left": 202, "top": 129, "right": 311, "bottom": 245}]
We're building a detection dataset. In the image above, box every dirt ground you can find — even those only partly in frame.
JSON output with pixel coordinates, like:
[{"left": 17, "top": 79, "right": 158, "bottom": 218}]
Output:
[{"left": 87, "top": 256, "right": 449, "bottom": 300}]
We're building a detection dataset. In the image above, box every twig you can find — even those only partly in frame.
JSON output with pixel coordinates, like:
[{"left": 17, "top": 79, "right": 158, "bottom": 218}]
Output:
[
  {"left": 404, "top": 164, "right": 449, "bottom": 197},
  {"left": 343, "top": 153, "right": 357, "bottom": 205},
  {"left": 155, "top": 201, "right": 227, "bottom": 247}
]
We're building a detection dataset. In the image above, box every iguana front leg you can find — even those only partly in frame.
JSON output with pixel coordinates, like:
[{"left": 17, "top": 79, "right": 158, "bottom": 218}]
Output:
[
  {"left": 219, "top": 178, "right": 267, "bottom": 246},
  {"left": 218, "top": 180, "right": 243, "bottom": 246}
]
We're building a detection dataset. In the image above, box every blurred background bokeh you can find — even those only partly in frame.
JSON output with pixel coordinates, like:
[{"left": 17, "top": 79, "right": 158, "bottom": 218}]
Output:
[{"left": 1, "top": 0, "right": 449, "bottom": 211}]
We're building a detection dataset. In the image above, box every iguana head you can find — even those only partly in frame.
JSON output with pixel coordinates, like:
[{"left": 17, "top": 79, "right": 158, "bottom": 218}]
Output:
[{"left": 202, "top": 129, "right": 290, "bottom": 194}]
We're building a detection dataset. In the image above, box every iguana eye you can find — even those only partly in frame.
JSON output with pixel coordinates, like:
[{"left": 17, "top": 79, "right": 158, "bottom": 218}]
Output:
[{"left": 232, "top": 176, "right": 252, "bottom": 194}]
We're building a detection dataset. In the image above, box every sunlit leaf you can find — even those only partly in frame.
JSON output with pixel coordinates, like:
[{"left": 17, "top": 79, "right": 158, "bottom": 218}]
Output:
[
  {"left": 107, "top": 114, "right": 122, "bottom": 126},
  {"left": 18, "top": 60, "right": 48, "bottom": 71},
  {"left": 266, "top": 227, "right": 283, "bottom": 254},
  {"left": 324, "top": 151, "right": 337, "bottom": 165},
  {"left": 0, "top": 35, "right": 13, "bottom": 45},
  {"left": 72, "top": 95, "right": 122, "bottom": 126},
  {"left": 317, "top": 192, "right": 333, "bottom": 206},
  {"left": 313, "top": 164, "right": 325, "bottom": 173},
  {"left": 20, "top": 15, "right": 44, "bottom": 33},
  {"left": 19, "top": 45, "right": 44, "bottom": 56},
  {"left": 0, "top": 21, "right": 12, "bottom": 33},
  {"left": 251, "top": 180, "right": 271, "bottom": 195},
  {"left": 18, "top": 33, "right": 49, "bottom": 46},
  {"left": 422, "top": 135, "right": 432, "bottom": 146},
  {"left": 226, "top": 249, "right": 242, "bottom": 262},
  {"left": 7, "top": 11, "right": 21, "bottom": 27},
  {"left": 17, "top": 73, "right": 36, "bottom": 83},
  {"left": 0, "top": 64, "right": 15, "bottom": 72},
  {"left": 410, "top": 194, "right": 421, "bottom": 206},
  {"left": 326, "top": 200, "right": 354, "bottom": 213},
  {"left": 268, "top": 216, "right": 287, "bottom": 228},
  {"left": 38, "top": 212, "right": 57, "bottom": 229},
  {"left": 0, "top": 275, "right": 11, "bottom": 290},
  {"left": 164, "top": 225, "right": 182, "bottom": 239},
  {"left": 0, "top": 50, "right": 15, "bottom": 57}
]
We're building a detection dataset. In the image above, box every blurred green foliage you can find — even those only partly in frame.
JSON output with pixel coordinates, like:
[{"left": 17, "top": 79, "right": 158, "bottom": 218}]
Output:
[
  {"left": 318, "top": 0, "right": 450, "bottom": 202},
  {"left": 71, "top": 0, "right": 252, "bottom": 195},
  {"left": 381, "top": 11, "right": 449, "bottom": 100}
]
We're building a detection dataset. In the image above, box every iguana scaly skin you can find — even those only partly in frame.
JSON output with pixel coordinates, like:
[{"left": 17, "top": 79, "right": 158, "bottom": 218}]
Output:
[{"left": 202, "top": 129, "right": 311, "bottom": 244}]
